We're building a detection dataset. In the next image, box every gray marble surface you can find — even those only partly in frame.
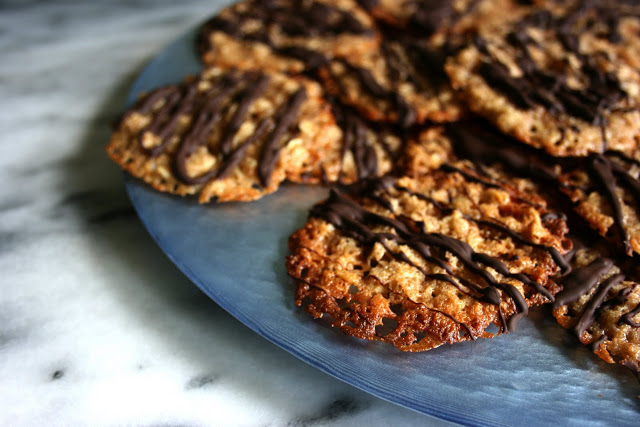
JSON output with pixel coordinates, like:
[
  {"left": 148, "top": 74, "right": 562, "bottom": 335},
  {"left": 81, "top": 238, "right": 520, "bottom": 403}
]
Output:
[{"left": 0, "top": 1, "right": 452, "bottom": 425}]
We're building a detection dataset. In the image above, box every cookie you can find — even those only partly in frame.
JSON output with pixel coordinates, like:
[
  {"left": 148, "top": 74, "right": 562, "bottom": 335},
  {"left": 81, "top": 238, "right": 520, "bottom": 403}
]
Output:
[
  {"left": 318, "top": 35, "right": 463, "bottom": 127},
  {"left": 446, "top": 1, "right": 640, "bottom": 157},
  {"left": 287, "top": 169, "right": 571, "bottom": 351},
  {"left": 558, "top": 150, "right": 640, "bottom": 256},
  {"left": 107, "top": 67, "right": 343, "bottom": 203},
  {"left": 358, "top": 0, "right": 516, "bottom": 38},
  {"left": 553, "top": 248, "right": 640, "bottom": 380},
  {"left": 197, "top": 0, "right": 379, "bottom": 74}
]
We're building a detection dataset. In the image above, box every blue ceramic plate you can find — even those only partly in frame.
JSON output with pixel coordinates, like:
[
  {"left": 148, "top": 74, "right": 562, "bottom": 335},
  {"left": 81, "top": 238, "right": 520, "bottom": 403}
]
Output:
[{"left": 124, "top": 25, "right": 640, "bottom": 426}]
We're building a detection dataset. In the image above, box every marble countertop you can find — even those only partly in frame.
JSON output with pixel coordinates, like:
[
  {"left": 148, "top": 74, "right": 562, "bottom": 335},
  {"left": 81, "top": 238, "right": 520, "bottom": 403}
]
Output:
[{"left": 0, "top": 1, "right": 450, "bottom": 425}]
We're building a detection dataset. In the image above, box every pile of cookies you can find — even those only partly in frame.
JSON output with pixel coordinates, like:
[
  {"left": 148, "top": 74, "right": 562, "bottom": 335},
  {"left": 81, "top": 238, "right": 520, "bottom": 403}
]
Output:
[{"left": 107, "top": 0, "right": 640, "bottom": 380}]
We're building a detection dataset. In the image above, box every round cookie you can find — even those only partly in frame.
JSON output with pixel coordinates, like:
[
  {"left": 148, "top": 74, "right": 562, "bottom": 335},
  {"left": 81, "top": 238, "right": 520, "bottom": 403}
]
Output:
[
  {"left": 446, "top": 0, "right": 640, "bottom": 157},
  {"left": 197, "top": 0, "right": 380, "bottom": 74},
  {"left": 287, "top": 170, "right": 571, "bottom": 351},
  {"left": 107, "top": 67, "right": 343, "bottom": 203}
]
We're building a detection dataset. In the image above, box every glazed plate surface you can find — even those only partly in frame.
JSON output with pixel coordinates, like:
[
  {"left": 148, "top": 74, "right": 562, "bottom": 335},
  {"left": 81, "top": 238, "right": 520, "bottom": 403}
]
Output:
[{"left": 124, "top": 26, "right": 640, "bottom": 426}]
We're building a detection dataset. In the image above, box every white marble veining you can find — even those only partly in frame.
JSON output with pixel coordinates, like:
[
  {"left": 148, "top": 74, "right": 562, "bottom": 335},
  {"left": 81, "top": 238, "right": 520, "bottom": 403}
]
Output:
[{"left": 0, "top": 1, "right": 452, "bottom": 425}]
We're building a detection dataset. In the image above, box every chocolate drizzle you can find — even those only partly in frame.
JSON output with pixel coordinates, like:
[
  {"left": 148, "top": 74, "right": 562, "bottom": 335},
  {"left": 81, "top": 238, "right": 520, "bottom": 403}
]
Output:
[
  {"left": 329, "top": 98, "right": 402, "bottom": 181},
  {"left": 442, "top": 122, "right": 640, "bottom": 255},
  {"left": 310, "top": 180, "right": 563, "bottom": 333},
  {"left": 555, "top": 257, "right": 640, "bottom": 358},
  {"left": 199, "top": 0, "right": 374, "bottom": 69},
  {"left": 621, "top": 301, "right": 640, "bottom": 327},
  {"left": 588, "top": 154, "right": 632, "bottom": 253},
  {"left": 574, "top": 272, "right": 626, "bottom": 337},
  {"left": 553, "top": 258, "right": 613, "bottom": 308},
  {"left": 393, "top": 182, "right": 569, "bottom": 278},
  {"left": 330, "top": 58, "right": 418, "bottom": 128},
  {"left": 128, "top": 71, "right": 309, "bottom": 188},
  {"left": 258, "top": 87, "right": 308, "bottom": 186},
  {"left": 475, "top": 1, "right": 636, "bottom": 146}
]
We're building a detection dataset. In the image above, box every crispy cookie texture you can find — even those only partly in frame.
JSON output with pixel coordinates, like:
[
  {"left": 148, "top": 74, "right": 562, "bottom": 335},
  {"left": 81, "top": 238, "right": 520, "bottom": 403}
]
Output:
[
  {"left": 197, "top": 0, "right": 379, "bottom": 74},
  {"left": 107, "top": 67, "right": 343, "bottom": 203},
  {"left": 402, "top": 122, "right": 561, "bottom": 193},
  {"left": 446, "top": 0, "right": 640, "bottom": 157},
  {"left": 358, "top": 0, "right": 517, "bottom": 38},
  {"left": 553, "top": 248, "right": 640, "bottom": 380},
  {"left": 558, "top": 150, "right": 640, "bottom": 256},
  {"left": 318, "top": 36, "right": 463, "bottom": 127},
  {"left": 287, "top": 171, "right": 571, "bottom": 352}
]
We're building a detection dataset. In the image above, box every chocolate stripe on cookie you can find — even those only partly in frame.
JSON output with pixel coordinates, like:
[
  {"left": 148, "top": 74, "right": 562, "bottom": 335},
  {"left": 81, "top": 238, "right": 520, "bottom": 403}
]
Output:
[
  {"left": 198, "top": 0, "right": 379, "bottom": 73},
  {"left": 311, "top": 188, "right": 531, "bottom": 332},
  {"left": 446, "top": 0, "right": 640, "bottom": 157},
  {"left": 552, "top": 251, "right": 640, "bottom": 380},
  {"left": 107, "top": 67, "right": 342, "bottom": 203}
]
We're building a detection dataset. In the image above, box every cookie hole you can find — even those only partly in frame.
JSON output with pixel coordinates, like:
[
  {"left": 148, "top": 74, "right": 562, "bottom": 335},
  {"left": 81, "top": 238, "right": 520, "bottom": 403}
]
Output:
[
  {"left": 345, "top": 321, "right": 357, "bottom": 328},
  {"left": 375, "top": 318, "right": 398, "bottom": 336},
  {"left": 348, "top": 285, "right": 359, "bottom": 295},
  {"left": 530, "top": 125, "right": 538, "bottom": 133},
  {"left": 369, "top": 259, "right": 379, "bottom": 268},
  {"left": 456, "top": 292, "right": 464, "bottom": 299},
  {"left": 414, "top": 330, "right": 427, "bottom": 342},
  {"left": 390, "top": 304, "right": 403, "bottom": 315},
  {"left": 353, "top": 265, "right": 363, "bottom": 271},
  {"left": 431, "top": 292, "right": 438, "bottom": 298},
  {"left": 251, "top": 183, "right": 262, "bottom": 191},
  {"left": 300, "top": 267, "right": 309, "bottom": 279}
]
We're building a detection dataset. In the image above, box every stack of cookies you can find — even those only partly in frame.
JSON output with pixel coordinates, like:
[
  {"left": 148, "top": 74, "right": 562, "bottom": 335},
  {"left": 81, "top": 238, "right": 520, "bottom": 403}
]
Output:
[{"left": 107, "top": 0, "right": 640, "bottom": 380}]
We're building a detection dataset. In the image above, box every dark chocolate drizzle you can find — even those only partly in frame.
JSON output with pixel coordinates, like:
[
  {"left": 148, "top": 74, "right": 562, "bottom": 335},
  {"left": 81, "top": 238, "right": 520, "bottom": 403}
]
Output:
[
  {"left": 199, "top": 0, "right": 374, "bottom": 68},
  {"left": 392, "top": 183, "right": 567, "bottom": 287},
  {"left": 443, "top": 121, "right": 640, "bottom": 255},
  {"left": 587, "top": 154, "right": 632, "bottom": 253},
  {"left": 553, "top": 258, "right": 613, "bottom": 308},
  {"left": 258, "top": 87, "right": 308, "bottom": 186},
  {"left": 329, "top": 97, "right": 402, "bottom": 182},
  {"left": 128, "top": 71, "right": 309, "bottom": 188},
  {"left": 330, "top": 57, "right": 418, "bottom": 128},
  {"left": 574, "top": 272, "right": 626, "bottom": 337},
  {"left": 555, "top": 256, "right": 640, "bottom": 361},
  {"left": 310, "top": 180, "right": 563, "bottom": 333},
  {"left": 621, "top": 302, "right": 640, "bottom": 327},
  {"left": 475, "top": 1, "right": 637, "bottom": 145}
]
